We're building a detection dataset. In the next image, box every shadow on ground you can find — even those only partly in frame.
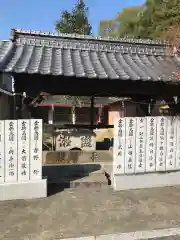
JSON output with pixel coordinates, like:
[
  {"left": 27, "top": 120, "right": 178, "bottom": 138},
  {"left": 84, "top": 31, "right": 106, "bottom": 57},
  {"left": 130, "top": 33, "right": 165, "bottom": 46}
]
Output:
[{"left": 42, "top": 163, "right": 102, "bottom": 196}]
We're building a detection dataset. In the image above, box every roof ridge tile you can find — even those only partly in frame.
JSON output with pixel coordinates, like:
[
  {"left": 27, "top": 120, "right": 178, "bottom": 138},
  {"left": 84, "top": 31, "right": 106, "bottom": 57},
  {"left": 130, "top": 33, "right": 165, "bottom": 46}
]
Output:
[
  {"left": 11, "top": 28, "right": 167, "bottom": 46},
  {"left": 13, "top": 35, "right": 168, "bottom": 55}
]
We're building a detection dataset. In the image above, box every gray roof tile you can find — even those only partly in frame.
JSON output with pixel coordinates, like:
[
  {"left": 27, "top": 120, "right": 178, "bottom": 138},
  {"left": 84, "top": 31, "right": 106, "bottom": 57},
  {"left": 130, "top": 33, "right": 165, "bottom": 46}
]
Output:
[
  {"left": 0, "top": 28, "right": 179, "bottom": 82},
  {"left": 37, "top": 95, "right": 123, "bottom": 106}
]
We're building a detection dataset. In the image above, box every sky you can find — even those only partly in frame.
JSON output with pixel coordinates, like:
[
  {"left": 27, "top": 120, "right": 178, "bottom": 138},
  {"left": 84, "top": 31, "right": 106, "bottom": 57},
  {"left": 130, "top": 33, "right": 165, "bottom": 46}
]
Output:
[{"left": 0, "top": 0, "right": 145, "bottom": 40}]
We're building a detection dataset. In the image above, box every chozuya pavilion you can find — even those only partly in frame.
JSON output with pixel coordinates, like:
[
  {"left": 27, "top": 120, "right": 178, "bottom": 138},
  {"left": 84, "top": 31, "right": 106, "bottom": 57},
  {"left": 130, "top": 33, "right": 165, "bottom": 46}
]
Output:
[{"left": 0, "top": 28, "right": 180, "bottom": 122}]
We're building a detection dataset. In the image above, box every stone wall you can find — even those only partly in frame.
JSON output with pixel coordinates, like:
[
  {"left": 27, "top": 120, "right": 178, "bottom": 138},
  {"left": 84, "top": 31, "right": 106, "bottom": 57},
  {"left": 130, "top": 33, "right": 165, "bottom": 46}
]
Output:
[{"left": 42, "top": 150, "right": 112, "bottom": 165}]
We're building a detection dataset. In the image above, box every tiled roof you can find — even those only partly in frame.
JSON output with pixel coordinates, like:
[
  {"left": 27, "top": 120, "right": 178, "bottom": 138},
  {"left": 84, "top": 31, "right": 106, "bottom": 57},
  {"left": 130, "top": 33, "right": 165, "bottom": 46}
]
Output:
[{"left": 0, "top": 28, "right": 180, "bottom": 82}]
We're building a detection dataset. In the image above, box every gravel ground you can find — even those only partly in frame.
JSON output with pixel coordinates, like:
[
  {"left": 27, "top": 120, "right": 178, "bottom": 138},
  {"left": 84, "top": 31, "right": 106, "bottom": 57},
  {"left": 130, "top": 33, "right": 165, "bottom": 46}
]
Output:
[{"left": 1, "top": 185, "right": 180, "bottom": 240}]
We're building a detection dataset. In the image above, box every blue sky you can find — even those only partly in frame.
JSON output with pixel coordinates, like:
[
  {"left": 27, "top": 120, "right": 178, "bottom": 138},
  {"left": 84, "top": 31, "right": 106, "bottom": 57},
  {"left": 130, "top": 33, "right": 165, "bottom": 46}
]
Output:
[{"left": 0, "top": 0, "right": 145, "bottom": 40}]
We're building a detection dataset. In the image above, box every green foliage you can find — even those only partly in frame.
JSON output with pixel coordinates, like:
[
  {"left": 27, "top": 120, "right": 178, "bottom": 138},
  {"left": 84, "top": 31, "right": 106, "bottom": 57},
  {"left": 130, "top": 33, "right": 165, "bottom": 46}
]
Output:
[
  {"left": 99, "top": 6, "right": 143, "bottom": 38},
  {"left": 99, "top": 0, "right": 180, "bottom": 40},
  {"left": 117, "top": 7, "right": 143, "bottom": 38},
  {"left": 136, "top": 0, "right": 180, "bottom": 39},
  {"left": 56, "top": 0, "right": 92, "bottom": 35}
]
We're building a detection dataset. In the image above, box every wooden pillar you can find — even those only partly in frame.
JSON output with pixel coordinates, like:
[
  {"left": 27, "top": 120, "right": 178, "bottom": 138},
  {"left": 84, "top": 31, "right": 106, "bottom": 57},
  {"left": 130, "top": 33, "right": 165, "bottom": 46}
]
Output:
[
  {"left": 135, "top": 97, "right": 156, "bottom": 117},
  {"left": 90, "top": 96, "right": 94, "bottom": 128},
  {"left": 148, "top": 99, "right": 157, "bottom": 116},
  {"left": 97, "top": 105, "right": 104, "bottom": 124},
  {"left": 13, "top": 93, "right": 22, "bottom": 119},
  {"left": 48, "top": 104, "right": 54, "bottom": 124}
]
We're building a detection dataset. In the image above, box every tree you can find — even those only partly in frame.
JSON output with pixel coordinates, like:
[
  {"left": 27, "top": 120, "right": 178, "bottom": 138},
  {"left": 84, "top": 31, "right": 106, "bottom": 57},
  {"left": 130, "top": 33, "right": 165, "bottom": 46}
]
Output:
[
  {"left": 137, "top": 0, "right": 180, "bottom": 39},
  {"left": 56, "top": 0, "right": 92, "bottom": 35},
  {"left": 164, "top": 25, "right": 180, "bottom": 54},
  {"left": 99, "top": 0, "right": 180, "bottom": 40},
  {"left": 135, "top": 0, "right": 157, "bottom": 39},
  {"left": 55, "top": 0, "right": 92, "bottom": 124},
  {"left": 99, "top": 18, "right": 119, "bottom": 37},
  {"left": 99, "top": 7, "right": 143, "bottom": 38},
  {"left": 117, "top": 6, "right": 143, "bottom": 38}
]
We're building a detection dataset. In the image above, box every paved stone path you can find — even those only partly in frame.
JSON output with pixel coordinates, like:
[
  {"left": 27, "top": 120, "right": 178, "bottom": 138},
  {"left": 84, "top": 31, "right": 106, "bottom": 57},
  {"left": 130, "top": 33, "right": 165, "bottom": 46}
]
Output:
[
  {"left": 1, "top": 185, "right": 180, "bottom": 239},
  {"left": 150, "top": 237, "right": 179, "bottom": 239},
  {"left": 61, "top": 227, "right": 180, "bottom": 239}
]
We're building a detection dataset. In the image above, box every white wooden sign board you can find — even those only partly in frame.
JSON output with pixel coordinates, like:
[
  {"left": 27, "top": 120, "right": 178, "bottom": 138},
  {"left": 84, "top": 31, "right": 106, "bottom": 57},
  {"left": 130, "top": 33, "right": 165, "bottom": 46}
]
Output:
[
  {"left": 166, "top": 117, "right": 177, "bottom": 171},
  {"left": 175, "top": 117, "right": 180, "bottom": 169},
  {"left": 156, "top": 117, "right": 167, "bottom": 171},
  {"left": 145, "top": 117, "right": 156, "bottom": 172},
  {"left": 124, "top": 117, "right": 136, "bottom": 174},
  {"left": 18, "top": 120, "right": 30, "bottom": 181},
  {"left": 5, "top": 120, "right": 18, "bottom": 183},
  {"left": 113, "top": 118, "right": 126, "bottom": 174},
  {"left": 30, "top": 119, "right": 42, "bottom": 180},
  {"left": 0, "top": 121, "right": 5, "bottom": 183},
  {"left": 135, "top": 117, "right": 146, "bottom": 173}
]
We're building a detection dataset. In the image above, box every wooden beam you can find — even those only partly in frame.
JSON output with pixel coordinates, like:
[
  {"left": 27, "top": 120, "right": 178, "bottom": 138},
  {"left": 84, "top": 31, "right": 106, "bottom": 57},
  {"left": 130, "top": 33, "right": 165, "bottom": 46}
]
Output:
[{"left": 15, "top": 73, "right": 180, "bottom": 98}]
